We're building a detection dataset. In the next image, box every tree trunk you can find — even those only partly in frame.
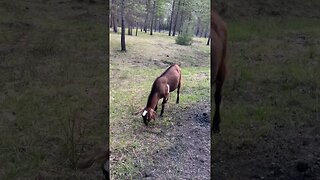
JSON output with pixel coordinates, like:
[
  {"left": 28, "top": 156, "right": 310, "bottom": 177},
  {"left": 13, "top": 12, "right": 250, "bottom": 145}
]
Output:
[
  {"left": 136, "top": 22, "right": 138, "bottom": 36},
  {"left": 150, "top": 0, "right": 156, "bottom": 35},
  {"left": 204, "top": 28, "right": 208, "bottom": 38},
  {"left": 110, "top": 14, "right": 113, "bottom": 28},
  {"left": 158, "top": 19, "right": 161, "bottom": 33},
  {"left": 113, "top": 15, "right": 118, "bottom": 33},
  {"left": 144, "top": 0, "right": 150, "bottom": 33},
  {"left": 168, "top": 0, "right": 176, "bottom": 36},
  {"left": 196, "top": 18, "right": 200, "bottom": 37},
  {"left": 111, "top": 0, "right": 118, "bottom": 33},
  {"left": 177, "top": 0, "right": 185, "bottom": 35},
  {"left": 172, "top": 0, "right": 181, "bottom": 36},
  {"left": 207, "top": 34, "right": 210, "bottom": 45},
  {"left": 127, "top": 24, "right": 130, "bottom": 35},
  {"left": 120, "top": 0, "right": 126, "bottom": 51}
]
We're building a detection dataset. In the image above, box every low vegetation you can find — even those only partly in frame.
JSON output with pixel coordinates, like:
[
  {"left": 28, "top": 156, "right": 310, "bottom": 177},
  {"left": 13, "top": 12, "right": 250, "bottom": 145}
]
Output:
[
  {"left": 0, "top": 0, "right": 107, "bottom": 179},
  {"left": 213, "top": 15, "right": 320, "bottom": 179},
  {"left": 110, "top": 30, "right": 210, "bottom": 179}
]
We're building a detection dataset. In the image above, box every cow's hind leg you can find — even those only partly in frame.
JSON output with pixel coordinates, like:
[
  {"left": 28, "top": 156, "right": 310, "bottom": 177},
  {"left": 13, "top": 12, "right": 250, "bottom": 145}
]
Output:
[
  {"left": 213, "top": 64, "right": 226, "bottom": 133},
  {"left": 176, "top": 80, "right": 181, "bottom": 104},
  {"left": 213, "top": 82, "right": 222, "bottom": 133},
  {"left": 101, "top": 160, "right": 109, "bottom": 180}
]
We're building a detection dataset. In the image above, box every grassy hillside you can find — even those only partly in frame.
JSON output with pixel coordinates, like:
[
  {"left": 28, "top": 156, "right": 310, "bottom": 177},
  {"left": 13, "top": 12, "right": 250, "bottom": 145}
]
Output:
[
  {"left": 110, "top": 31, "right": 210, "bottom": 179},
  {"left": 0, "top": 0, "right": 107, "bottom": 179}
]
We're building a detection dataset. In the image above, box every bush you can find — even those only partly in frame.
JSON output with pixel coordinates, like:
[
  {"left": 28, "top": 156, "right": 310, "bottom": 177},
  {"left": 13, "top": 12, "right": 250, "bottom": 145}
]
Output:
[
  {"left": 175, "top": 20, "right": 194, "bottom": 46},
  {"left": 176, "top": 34, "right": 193, "bottom": 45}
]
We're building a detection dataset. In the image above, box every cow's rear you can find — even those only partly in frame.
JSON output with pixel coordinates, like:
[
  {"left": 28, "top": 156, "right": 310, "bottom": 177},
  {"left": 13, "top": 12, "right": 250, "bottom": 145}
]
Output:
[{"left": 211, "top": 9, "right": 228, "bottom": 133}]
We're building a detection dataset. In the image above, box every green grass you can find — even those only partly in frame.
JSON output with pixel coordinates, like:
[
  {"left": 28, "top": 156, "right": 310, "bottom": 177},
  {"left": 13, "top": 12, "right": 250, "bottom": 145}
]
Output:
[
  {"left": 110, "top": 29, "right": 210, "bottom": 179},
  {"left": 228, "top": 17, "right": 320, "bottom": 41},
  {"left": 214, "top": 16, "right": 320, "bottom": 155},
  {"left": 0, "top": 1, "right": 107, "bottom": 179}
]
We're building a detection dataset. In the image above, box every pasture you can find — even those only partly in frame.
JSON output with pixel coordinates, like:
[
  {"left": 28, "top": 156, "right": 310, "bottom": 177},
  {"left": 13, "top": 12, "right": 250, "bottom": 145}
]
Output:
[
  {"left": 213, "top": 16, "right": 320, "bottom": 179},
  {"left": 110, "top": 31, "right": 210, "bottom": 178},
  {"left": 0, "top": 0, "right": 107, "bottom": 179}
]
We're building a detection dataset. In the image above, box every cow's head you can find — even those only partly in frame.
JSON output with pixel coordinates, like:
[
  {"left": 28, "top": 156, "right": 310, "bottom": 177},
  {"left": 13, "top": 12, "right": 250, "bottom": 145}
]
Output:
[{"left": 141, "top": 108, "right": 156, "bottom": 125}]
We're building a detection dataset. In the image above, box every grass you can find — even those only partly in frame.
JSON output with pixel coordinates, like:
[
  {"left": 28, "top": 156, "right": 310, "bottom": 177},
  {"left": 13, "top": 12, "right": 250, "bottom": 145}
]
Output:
[
  {"left": 109, "top": 29, "right": 210, "bottom": 179},
  {"left": 227, "top": 17, "right": 320, "bottom": 42},
  {"left": 0, "top": 0, "right": 107, "bottom": 179},
  {"left": 213, "top": 15, "right": 320, "bottom": 178}
]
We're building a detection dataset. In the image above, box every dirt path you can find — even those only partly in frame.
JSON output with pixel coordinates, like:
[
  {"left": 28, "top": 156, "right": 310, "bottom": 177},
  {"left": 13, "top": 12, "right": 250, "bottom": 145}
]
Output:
[{"left": 134, "top": 102, "right": 210, "bottom": 179}]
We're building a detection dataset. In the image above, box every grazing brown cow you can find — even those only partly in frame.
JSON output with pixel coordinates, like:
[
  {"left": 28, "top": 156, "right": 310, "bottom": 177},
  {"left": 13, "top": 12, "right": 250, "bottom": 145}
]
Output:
[
  {"left": 211, "top": 9, "right": 228, "bottom": 133},
  {"left": 141, "top": 64, "right": 182, "bottom": 125}
]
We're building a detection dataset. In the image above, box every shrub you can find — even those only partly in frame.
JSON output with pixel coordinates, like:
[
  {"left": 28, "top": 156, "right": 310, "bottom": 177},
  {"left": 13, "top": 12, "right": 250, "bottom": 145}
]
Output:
[
  {"left": 176, "top": 34, "right": 193, "bottom": 45},
  {"left": 175, "top": 20, "right": 194, "bottom": 46}
]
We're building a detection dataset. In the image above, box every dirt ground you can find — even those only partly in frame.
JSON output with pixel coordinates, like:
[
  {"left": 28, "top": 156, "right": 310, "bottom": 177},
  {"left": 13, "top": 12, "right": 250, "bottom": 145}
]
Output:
[{"left": 134, "top": 102, "right": 210, "bottom": 179}]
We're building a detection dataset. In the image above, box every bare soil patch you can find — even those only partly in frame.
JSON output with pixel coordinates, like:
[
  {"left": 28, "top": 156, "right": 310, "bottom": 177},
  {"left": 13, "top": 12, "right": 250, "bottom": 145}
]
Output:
[{"left": 135, "top": 102, "right": 210, "bottom": 179}]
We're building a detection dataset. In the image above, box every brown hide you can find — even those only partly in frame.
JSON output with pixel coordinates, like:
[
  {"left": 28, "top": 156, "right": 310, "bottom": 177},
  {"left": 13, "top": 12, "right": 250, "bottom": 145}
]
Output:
[{"left": 211, "top": 9, "right": 228, "bottom": 133}]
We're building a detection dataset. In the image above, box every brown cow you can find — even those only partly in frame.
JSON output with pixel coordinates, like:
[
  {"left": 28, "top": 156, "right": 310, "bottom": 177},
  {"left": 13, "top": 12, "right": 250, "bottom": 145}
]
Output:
[
  {"left": 211, "top": 9, "right": 228, "bottom": 133},
  {"left": 141, "top": 64, "right": 182, "bottom": 125}
]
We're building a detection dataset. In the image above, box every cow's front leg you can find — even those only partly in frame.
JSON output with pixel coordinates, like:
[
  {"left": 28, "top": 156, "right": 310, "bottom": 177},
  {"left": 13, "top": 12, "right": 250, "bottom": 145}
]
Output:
[{"left": 160, "top": 96, "right": 168, "bottom": 117}]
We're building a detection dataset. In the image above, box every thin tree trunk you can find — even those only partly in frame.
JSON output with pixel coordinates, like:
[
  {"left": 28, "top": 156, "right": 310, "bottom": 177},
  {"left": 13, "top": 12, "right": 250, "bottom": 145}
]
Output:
[
  {"left": 196, "top": 18, "right": 200, "bottom": 36},
  {"left": 168, "top": 0, "right": 176, "bottom": 36},
  {"left": 202, "top": 28, "right": 206, "bottom": 37},
  {"left": 150, "top": 0, "right": 156, "bottom": 35},
  {"left": 110, "top": 14, "right": 113, "bottom": 28},
  {"left": 112, "top": 15, "right": 118, "bottom": 32},
  {"left": 127, "top": 23, "right": 130, "bottom": 35},
  {"left": 130, "top": 26, "right": 132, "bottom": 35},
  {"left": 172, "top": 0, "right": 181, "bottom": 36},
  {"left": 158, "top": 19, "right": 161, "bottom": 33},
  {"left": 204, "top": 28, "right": 208, "bottom": 38},
  {"left": 207, "top": 34, "right": 210, "bottom": 45},
  {"left": 136, "top": 22, "right": 138, "bottom": 36},
  {"left": 144, "top": 0, "right": 150, "bottom": 33},
  {"left": 177, "top": 0, "right": 185, "bottom": 35},
  {"left": 121, "top": 0, "right": 126, "bottom": 51},
  {"left": 111, "top": 0, "right": 118, "bottom": 33}
]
